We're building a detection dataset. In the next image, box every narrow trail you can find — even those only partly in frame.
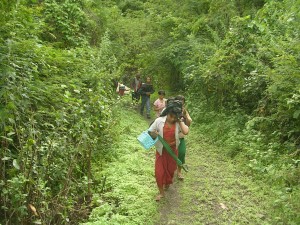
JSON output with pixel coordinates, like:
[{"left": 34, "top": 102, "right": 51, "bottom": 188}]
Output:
[
  {"left": 132, "top": 99, "right": 274, "bottom": 224},
  {"left": 85, "top": 99, "right": 275, "bottom": 225},
  {"left": 154, "top": 129, "right": 274, "bottom": 225}
]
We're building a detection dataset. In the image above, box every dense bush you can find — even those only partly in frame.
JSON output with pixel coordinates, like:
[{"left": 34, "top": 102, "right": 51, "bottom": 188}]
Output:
[
  {"left": 0, "top": 1, "right": 117, "bottom": 224},
  {"left": 189, "top": 0, "right": 300, "bottom": 148}
]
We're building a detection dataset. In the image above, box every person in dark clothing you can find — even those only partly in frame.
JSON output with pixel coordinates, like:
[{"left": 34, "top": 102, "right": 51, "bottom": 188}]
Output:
[{"left": 139, "top": 77, "right": 154, "bottom": 119}]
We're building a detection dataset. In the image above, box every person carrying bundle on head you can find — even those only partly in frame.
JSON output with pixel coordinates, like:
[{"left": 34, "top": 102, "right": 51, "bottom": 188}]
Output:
[{"left": 148, "top": 100, "right": 189, "bottom": 201}]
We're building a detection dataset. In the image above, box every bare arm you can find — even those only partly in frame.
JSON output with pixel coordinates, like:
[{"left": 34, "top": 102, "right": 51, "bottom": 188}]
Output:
[
  {"left": 179, "top": 120, "right": 189, "bottom": 135},
  {"left": 184, "top": 109, "right": 192, "bottom": 127},
  {"left": 148, "top": 119, "right": 159, "bottom": 139},
  {"left": 148, "top": 130, "right": 158, "bottom": 139}
]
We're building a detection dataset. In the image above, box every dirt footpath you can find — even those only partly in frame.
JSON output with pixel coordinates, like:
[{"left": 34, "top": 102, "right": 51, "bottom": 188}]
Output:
[{"left": 155, "top": 129, "right": 272, "bottom": 225}]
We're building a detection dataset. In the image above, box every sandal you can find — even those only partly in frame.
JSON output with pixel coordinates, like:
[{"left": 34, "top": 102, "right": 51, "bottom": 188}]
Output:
[{"left": 155, "top": 194, "right": 164, "bottom": 201}]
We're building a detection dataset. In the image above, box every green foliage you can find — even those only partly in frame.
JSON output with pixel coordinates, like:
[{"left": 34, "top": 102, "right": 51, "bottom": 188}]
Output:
[
  {"left": 83, "top": 102, "right": 158, "bottom": 225},
  {"left": 0, "top": 1, "right": 118, "bottom": 223},
  {"left": 190, "top": 100, "right": 300, "bottom": 223},
  {"left": 188, "top": 0, "right": 300, "bottom": 158},
  {"left": 0, "top": 41, "right": 116, "bottom": 224},
  {"left": 1, "top": 0, "right": 299, "bottom": 223},
  {"left": 42, "top": 0, "right": 90, "bottom": 47},
  {"left": 118, "top": 0, "right": 144, "bottom": 14}
]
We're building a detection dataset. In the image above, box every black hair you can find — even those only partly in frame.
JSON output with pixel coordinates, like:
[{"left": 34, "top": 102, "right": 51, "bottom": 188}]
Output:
[{"left": 158, "top": 90, "right": 165, "bottom": 95}]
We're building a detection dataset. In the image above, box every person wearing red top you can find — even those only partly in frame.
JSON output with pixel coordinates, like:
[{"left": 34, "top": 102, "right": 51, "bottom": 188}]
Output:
[{"left": 148, "top": 100, "right": 189, "bottom": 201}]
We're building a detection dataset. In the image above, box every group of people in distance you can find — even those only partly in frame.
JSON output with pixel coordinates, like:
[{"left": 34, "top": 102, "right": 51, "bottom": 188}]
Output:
[{"left": 131, "top": 73, "right": 192, "bottom": 201}]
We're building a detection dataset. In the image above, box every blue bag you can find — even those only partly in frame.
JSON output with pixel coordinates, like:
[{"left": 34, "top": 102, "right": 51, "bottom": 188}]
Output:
[{"left": 137, "top": 131, "right": 158, "bottom": 150}]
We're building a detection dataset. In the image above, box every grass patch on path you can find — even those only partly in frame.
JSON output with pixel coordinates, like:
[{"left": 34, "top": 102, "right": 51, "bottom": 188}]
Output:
[
  {"left": 82, "top": 99, "right": 159, "bottom": 225},
  {"left": 83, "top": 97, "right": 296, "bottom": 225}
]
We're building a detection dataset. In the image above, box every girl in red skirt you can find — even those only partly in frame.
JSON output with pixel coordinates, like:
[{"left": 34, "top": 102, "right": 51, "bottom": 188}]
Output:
[{"left": 148, "top": 100, "right": 189, "bottom": 201}]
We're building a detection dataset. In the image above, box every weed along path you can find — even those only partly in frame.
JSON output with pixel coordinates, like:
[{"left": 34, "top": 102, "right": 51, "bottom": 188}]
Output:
[{"left": 84, "top": 99, "right": 274, "bottom": 225}]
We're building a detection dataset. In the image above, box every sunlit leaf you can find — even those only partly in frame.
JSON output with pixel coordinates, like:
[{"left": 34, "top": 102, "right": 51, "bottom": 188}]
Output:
[
  {"left": 1, "top": 136, "right": 13, "bottom": 142},
  {"left": 13, "top": 159, "right": 20, "bottom": 170},
  {"left": 2, "top": 157, "right": 11, "bottom": 161},
  {"left": 7, "top": 132, "right": 15, "bottom": 136}
]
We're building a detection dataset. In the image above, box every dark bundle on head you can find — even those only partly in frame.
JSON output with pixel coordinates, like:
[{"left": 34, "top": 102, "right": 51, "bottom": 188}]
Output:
[
  {"left": 175, "top": 95, "right": 185, "bottom": 103},
  {"left": 160, "top": 99, "right": 183, "bottom": 118},
  {"left": 166, "top": 97, "right": 175, "bottom": 105}
]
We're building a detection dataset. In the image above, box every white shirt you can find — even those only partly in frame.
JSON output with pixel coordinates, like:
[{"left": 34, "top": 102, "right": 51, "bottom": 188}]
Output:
[{"left": 148, "top": 116, "right": 181, "bottom": 155}]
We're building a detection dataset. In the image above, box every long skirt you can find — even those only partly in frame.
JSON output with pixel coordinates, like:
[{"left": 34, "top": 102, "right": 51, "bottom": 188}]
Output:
[{"left": 155, "top": 124, "right": 178, "bottom": 188}]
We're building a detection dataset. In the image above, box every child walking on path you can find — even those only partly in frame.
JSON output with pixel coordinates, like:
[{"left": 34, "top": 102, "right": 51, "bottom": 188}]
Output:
[
  {"left": 175, "top": 95, "right": 192, "bottom": 180},
  {"left": 148, "top": 100, "right": 189, "bottom": 201},
  {"left": 153, "top": 90, "right": 167, "bottom": 118}
]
